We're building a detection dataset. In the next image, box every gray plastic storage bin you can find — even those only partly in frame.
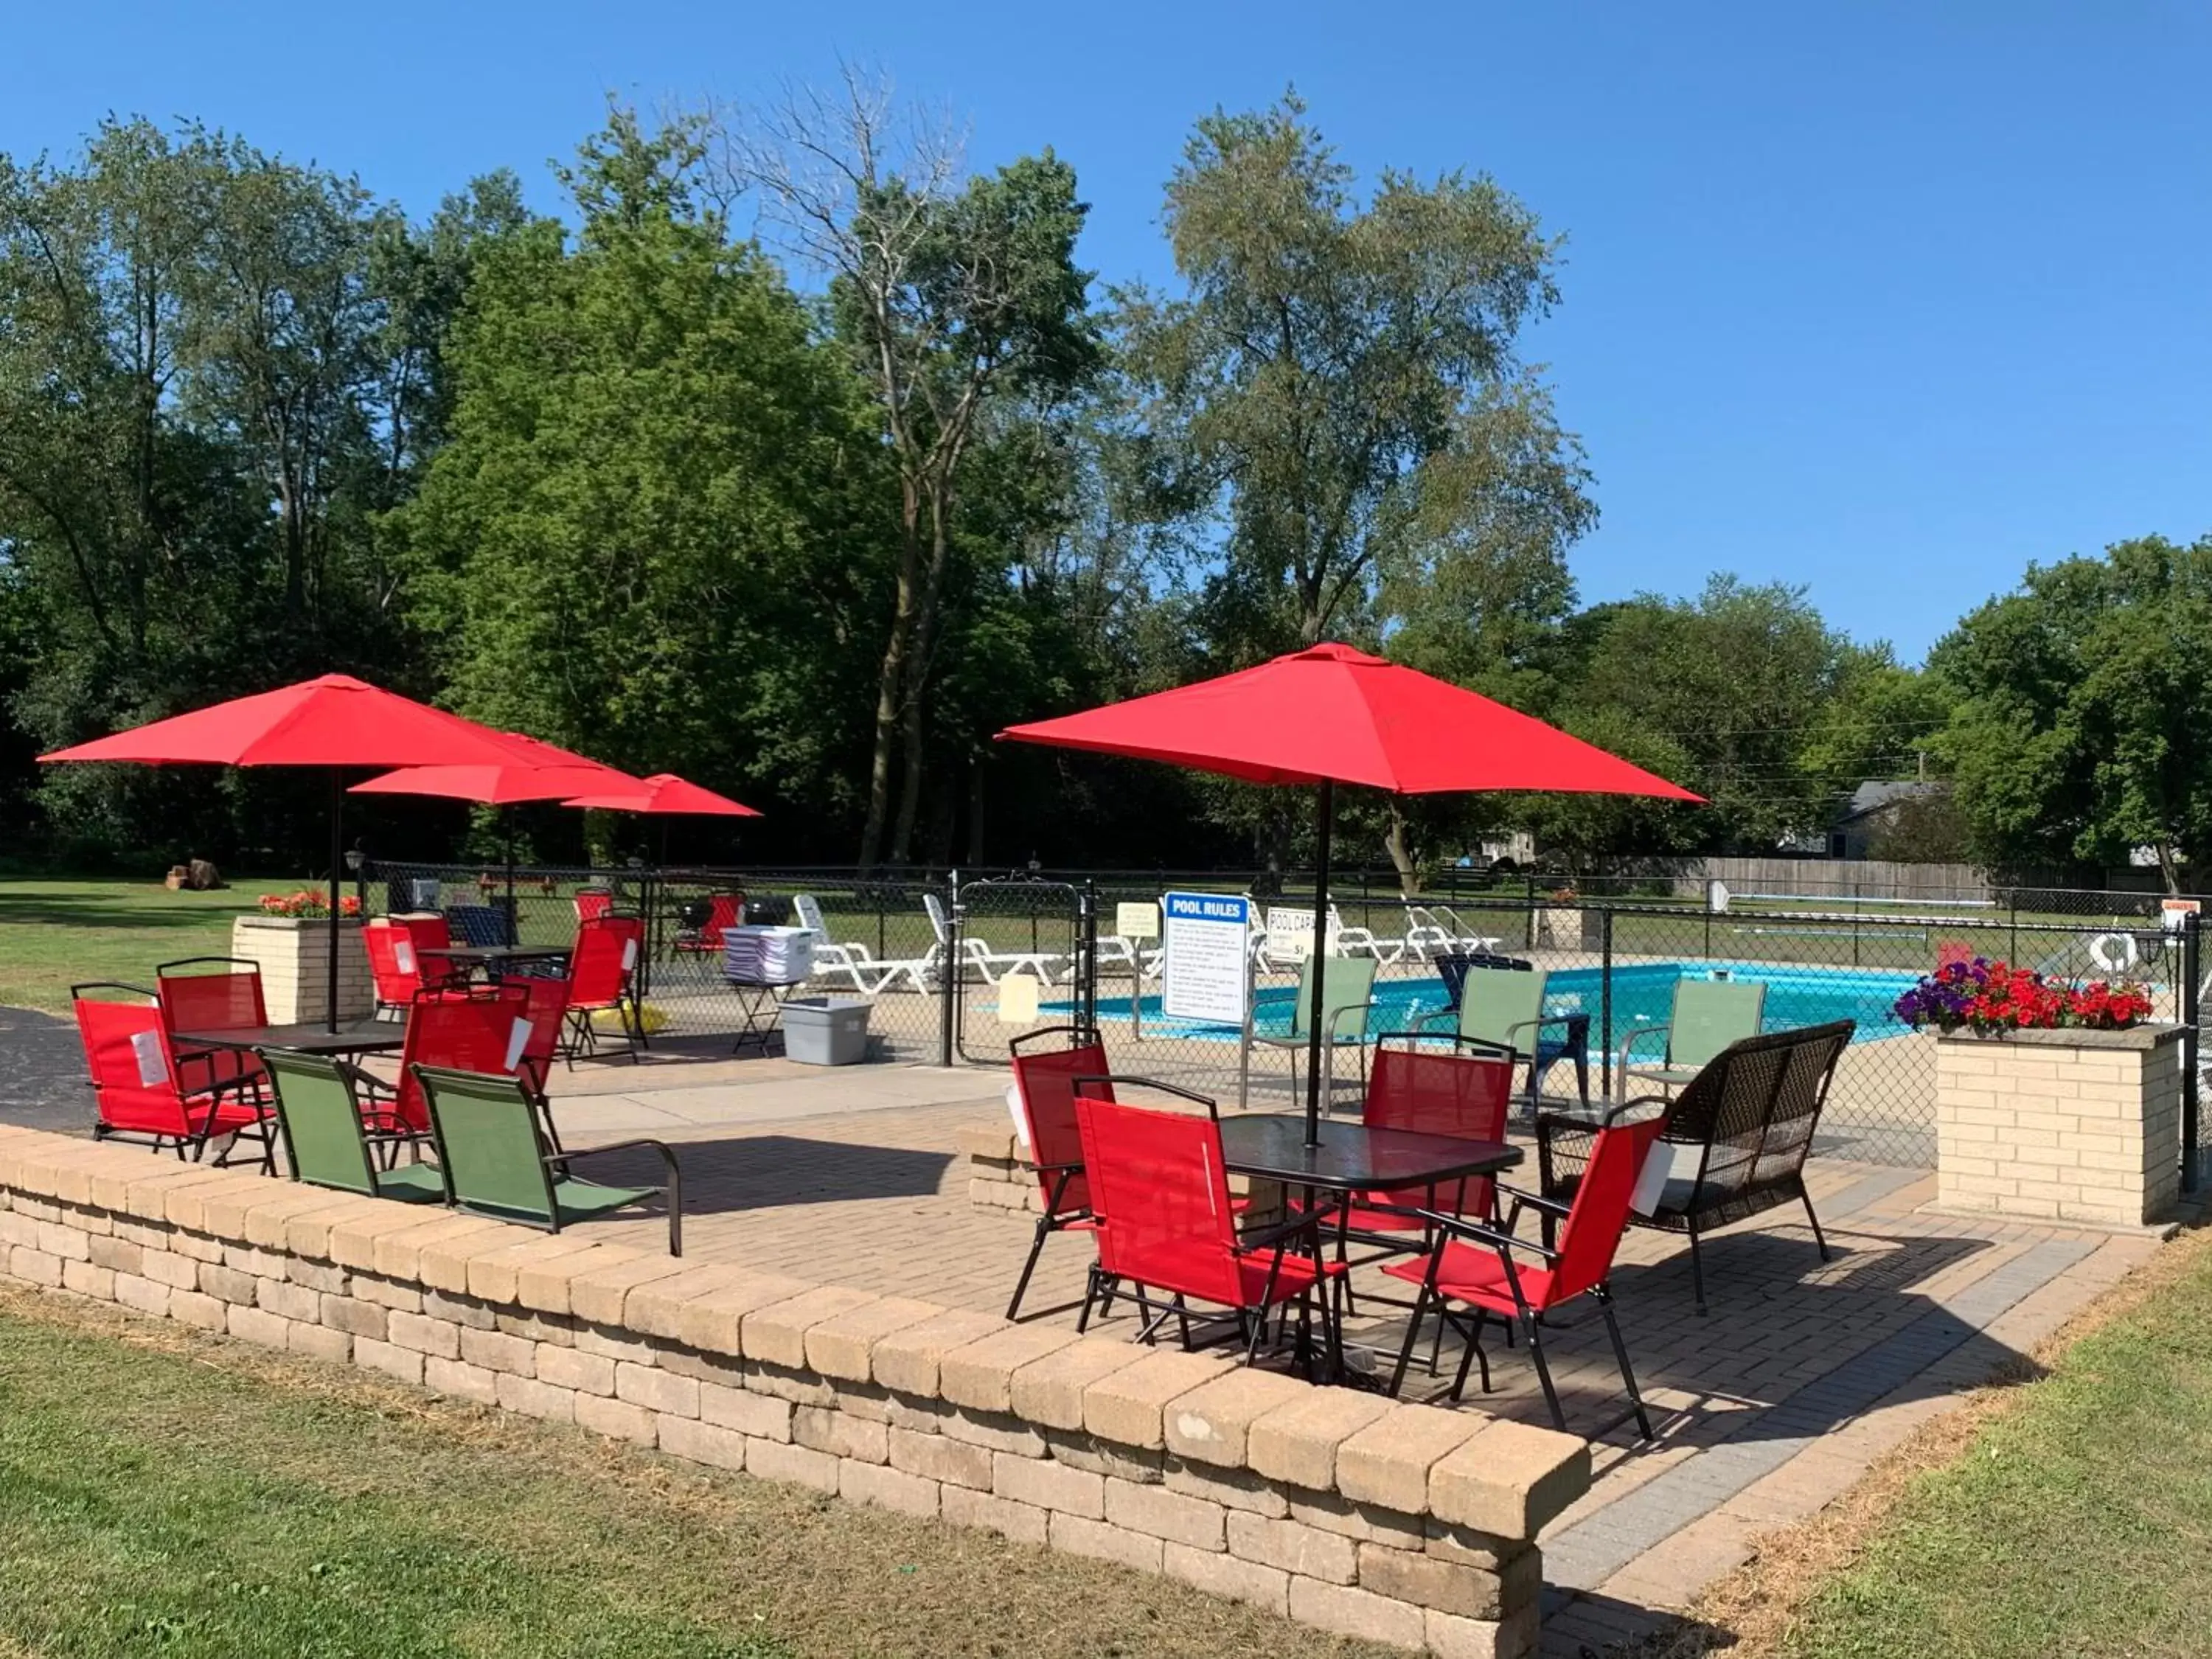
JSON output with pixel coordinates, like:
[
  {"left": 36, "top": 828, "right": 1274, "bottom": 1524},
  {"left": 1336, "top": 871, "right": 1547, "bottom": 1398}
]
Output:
[{"left": 780, "top": 996, "right": 872, "bottom": 1065}]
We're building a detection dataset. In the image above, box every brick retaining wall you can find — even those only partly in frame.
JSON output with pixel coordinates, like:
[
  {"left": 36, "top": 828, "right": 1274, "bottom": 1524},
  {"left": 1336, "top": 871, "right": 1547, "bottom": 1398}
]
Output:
[{"left": 0, "top": 1126, "right": 1586, "bottom": 1656}]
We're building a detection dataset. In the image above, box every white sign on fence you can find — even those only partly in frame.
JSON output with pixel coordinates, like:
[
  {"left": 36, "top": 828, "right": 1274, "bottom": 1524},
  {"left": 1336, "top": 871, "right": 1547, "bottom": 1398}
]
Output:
[{"left": 1161, "top": 891, "right": 1253, "bottom": 1026}]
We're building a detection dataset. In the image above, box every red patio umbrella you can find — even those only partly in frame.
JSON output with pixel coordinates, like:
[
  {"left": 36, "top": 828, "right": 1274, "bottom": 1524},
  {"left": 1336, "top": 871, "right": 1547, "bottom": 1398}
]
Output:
[
  {"left": 999, "top": 643, "right": 1701, "bottom": 1141},
  {"left": 560, "top": 773, "right": 763, "bottom": 871},
  {"left": 350, "top": 734, "right": 655, "bottom": 914},
  {"left": 41, "top": 674, "right": 554, "bottom": 1029},
  {"left": 558, "top": 773, "right": 762, "bottom": 817}
]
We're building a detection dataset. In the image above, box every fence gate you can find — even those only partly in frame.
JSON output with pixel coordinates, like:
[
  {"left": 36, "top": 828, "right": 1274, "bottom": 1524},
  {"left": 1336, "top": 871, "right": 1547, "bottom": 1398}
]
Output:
[{"left": 952, "top": 873, "right": 1092, "bottom": 1064}]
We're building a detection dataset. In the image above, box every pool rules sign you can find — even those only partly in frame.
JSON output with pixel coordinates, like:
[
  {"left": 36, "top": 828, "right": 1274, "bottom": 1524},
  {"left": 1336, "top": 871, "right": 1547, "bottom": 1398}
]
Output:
[{"left": 1161, "top": 891, "right": 1253, "bottom": 1026}]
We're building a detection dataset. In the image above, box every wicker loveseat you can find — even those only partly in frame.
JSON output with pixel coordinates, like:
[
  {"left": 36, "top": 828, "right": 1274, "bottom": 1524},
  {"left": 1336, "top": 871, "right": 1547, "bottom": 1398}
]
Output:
[{"left": 1535, "top": 1019, "right": 1855, "bottom": 1312}]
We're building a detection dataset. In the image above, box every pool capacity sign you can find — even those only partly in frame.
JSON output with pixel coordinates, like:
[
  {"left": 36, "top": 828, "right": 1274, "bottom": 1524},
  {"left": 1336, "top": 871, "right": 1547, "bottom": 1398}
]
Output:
[{"left": 1161, "top": 891, "right": 1253, "bottom": 1026}]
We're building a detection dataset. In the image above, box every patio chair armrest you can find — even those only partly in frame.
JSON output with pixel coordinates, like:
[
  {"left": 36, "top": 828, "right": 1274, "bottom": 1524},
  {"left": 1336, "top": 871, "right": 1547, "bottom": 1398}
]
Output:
[
  {"left": 1411, "top": 1006, "right": 1458, "bottom": 1033},
  {"left": 1503, "top": 1013, "right": 1579, "bottom": 1046},
  {"left": 1416, "top": 1211, "right": 1562, "bottom": 1262},
  {"left": 546, "top": 1136, "right": 681, "bottom": 1183},
  {"left": 1617, "top": 1023, "right": 1672, "bottom": 1069},
  {"left": 1020, "top": 1158, "right": 1085, "bottom": 1177},
  {"left": 1326, "top": 1001, "right": 1381, "bottom": 1042},
  {"left": 1495, "top": 1180, "right": 1572, "bottom": 1218}
]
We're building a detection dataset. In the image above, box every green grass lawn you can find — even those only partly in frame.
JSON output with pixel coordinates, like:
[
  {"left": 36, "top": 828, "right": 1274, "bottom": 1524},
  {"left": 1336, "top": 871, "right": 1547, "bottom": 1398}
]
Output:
[
  {"left": 0, "top": 1285, "right": 1388, "bottom": 1659},
  {"left": 1778, "top": 1234, "right": 2212, "bottom": 1659},
  {"left": 0, "top": 877, "right": 313, "bottom": 1013}
]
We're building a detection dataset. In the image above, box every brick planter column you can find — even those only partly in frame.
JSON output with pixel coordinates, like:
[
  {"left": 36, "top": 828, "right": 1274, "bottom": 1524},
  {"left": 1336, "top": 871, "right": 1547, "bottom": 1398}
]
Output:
[
  {"left": 1935, "top": 1023, "right": 2185, "bottom": 1227},
  {"left": 228, "top": 915, "right": 374, "bottom": 1024}
]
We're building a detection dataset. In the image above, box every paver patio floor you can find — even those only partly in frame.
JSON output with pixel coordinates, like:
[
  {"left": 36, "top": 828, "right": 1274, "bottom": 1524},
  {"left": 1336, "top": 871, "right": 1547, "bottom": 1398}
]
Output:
[{"left": 528, "top": 1052, "right": 2163, "bottom": 1655}]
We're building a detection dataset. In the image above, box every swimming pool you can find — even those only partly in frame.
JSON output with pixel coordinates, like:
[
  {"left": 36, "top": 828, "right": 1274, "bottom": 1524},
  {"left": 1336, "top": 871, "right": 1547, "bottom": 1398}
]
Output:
[{"left": 1077, "top": 960, "right": 1922, "bottom": 1048}]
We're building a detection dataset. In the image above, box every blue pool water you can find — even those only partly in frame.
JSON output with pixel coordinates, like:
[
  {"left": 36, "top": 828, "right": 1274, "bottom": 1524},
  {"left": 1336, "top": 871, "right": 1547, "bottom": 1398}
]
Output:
[{"left": 1076, "top": 961, "right": 1921, "bottom": 1047}]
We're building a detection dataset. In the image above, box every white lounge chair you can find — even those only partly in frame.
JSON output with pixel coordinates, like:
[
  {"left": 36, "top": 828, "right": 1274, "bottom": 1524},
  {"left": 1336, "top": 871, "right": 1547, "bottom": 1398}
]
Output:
[
  {"left": 791, "top": 893, "right": 941, "bottom": 994},
  {"left": 1402, "top": 904, "right": 1502, "bottom": 961},
  {"left": 1326, "top": 904, "right": 1404, "bottom": 965},
  {"left": 923, "top": 893, "right": 1068, "bottom": 986}
]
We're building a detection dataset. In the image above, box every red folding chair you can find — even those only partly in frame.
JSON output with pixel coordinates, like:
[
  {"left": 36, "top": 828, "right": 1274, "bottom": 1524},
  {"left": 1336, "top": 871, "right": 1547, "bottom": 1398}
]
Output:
[
  {"left": 1383, "top": 1099, "right": 1666, "bottom": 1439},
  {"left": 673, "top": 893, "right": 744, "bottom": 956},
  {"left": 1074, "top": 1082, "right": 1344, "bottom": 1368},
  {"left": 1343, "top": 1033, "right": 1514, "bottom": 1236},
  {"left": 154, "top": 957, "right": 273, "bottom": 1107},
  {"left": 1935, "top": 939, "right": 1978, "bottom": 973},
  {"left": 505, "top": 973, "right": 573, "bottom": 1149},
  {"left": 559, "top": 914, "right": 647, "bottom": 1062},
  {"left": 72, "top": 984, "right": 274, "bottom": 1170},
  {"left": 355, "top": 986, "right": 533, "bottom": 1146},
  {"left": 362, "top": 919, "right": 462, "bottom": 1015},
  {"left": 574, "top": 887, "right": 613, "bottom": 923},
  {"left": 1004, "top": 1026, "right": 1111, "bottom": 1320}
]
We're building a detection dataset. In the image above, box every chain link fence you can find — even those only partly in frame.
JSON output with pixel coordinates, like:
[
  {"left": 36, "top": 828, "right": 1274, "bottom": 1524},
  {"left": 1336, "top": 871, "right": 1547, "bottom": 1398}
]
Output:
[{"left": 358, "top": 857, "right": 2201, "bottom": 1177}]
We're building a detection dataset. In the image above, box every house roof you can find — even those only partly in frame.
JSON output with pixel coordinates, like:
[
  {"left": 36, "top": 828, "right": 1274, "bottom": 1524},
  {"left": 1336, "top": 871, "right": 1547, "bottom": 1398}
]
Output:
[{"left": 1834, "top": 779, "right": 1945, "bottom": 825}]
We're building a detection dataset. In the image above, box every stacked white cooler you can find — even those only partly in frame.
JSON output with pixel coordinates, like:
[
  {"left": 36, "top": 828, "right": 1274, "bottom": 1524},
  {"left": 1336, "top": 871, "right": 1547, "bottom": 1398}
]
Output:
[{"left": 723, "top": 925, "right": 815, "bottom": 985}]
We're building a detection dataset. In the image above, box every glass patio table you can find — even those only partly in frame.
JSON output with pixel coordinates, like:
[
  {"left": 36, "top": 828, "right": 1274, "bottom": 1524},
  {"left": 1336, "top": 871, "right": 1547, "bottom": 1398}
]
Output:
[
  {"left": 173, "top": 1021, "right": 405, "bottom": 1057},
  {"left": 1215, "top": 1114, "right": 1520, "bottom": 1388}
]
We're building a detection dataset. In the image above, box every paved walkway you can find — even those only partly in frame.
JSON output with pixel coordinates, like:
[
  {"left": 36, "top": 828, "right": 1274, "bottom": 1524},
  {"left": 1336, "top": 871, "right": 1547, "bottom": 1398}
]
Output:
[{"left": 0, "top": 1027, "right": 2167, "bottom": 1654}]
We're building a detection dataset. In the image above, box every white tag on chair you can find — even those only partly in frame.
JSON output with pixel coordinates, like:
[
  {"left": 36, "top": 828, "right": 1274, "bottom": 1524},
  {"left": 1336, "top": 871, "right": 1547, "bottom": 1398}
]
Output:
[
  {"left": 620, "top": 939, "right": 639, "bottom": 971},
  {"left": 394, "top": 941, "right": 417, "bottom": 975},
  {"left": 1629, "top": 1141, "right": 1677, "bottom": 1217},
  {"left": 1005, "top": 1082, "right": 1032, "bottom": 1150},
  {"left": 506, "top": 1018, "right": 532, "bottom": 1072},
  {"left": 130, "top": 1030, "right": 169, "bottom": 1088}
]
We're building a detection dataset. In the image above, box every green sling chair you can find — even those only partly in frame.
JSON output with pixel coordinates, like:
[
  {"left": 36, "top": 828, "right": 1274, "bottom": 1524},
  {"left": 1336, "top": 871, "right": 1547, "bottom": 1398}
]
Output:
[
  {"left": 1418, "top": 963, "right": 1587, "bottom": 1113},
  {"left": 1251, "top": 954, "right": 1380, "bottom": 1113},
  {"left": 260, "top": 1048, "right": 448, "bottom": 1204},
  {"left": 412, "top": 1063, "right": 684, "bottom": 1255},
  {"left": 1618, "top": 977, "right": 1767, "bottom": 1093}
]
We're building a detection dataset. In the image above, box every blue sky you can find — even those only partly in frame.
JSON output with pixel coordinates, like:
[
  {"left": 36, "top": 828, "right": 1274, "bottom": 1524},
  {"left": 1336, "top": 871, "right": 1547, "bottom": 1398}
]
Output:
[{"left": 8, "top": 1, "right": 2207, "bottom": 661}]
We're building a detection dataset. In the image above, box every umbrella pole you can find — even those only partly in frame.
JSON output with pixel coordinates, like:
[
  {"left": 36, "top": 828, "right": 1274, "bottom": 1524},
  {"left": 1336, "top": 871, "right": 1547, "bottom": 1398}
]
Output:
[
  {"left": 327, "top": 768, "right": 344, "bottom": 1032},
  {"left": 504, "top": 808, "right": 515, "bottom": 935},
  {"left": 1304, "top": 779, "right": 1335, "bottom": 1147}
]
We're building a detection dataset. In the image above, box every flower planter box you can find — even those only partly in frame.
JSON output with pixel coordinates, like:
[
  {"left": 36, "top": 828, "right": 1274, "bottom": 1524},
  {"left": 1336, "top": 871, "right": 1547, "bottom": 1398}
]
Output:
[
  {"left": 228, "top": 915, "right": 375, "bottom": 1025},
  {"left": 1935, "top": 1023, "right": 2186, "bottom": 1228}
]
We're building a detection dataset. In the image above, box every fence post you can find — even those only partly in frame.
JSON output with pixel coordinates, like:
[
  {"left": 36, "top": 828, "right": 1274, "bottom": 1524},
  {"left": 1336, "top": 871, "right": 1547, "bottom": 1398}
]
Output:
[
  {"left": 1599, "top": 905, "right": 1615, "bottom": 1100},
  {"left": 1524, "top": 871, "right": 1537, "bottom": 953},
  {"left": 2184, "top": 914, "right": 2201, "bottom": 1193},
  {"left": 939, "top": 869, "right": 959, "bottom": 1068},
  {"left": 1077, "top": 879, "right": 1099, "bottom": 1043}
]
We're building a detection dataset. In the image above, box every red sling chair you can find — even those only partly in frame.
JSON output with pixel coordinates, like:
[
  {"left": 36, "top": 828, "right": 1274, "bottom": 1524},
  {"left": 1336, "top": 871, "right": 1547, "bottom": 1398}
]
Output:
[
  {"left": 559, "top": 914, "right": 647, "bottom": 1062},
  {"left": 364, "top": 917, "right": 469, "bottom": 1015},
  {"left": 353, "top": 986, "right": 533, "bottom": 1150},
  {"left": 504, "top": 973, "right": 573, "bottom": 1150},
  {"left": 153, "top": 957, "right": 274, "bottom": 1107},
  {"left": 1075, "top": 1082, "right": 1345, "bottom": 1368},
  {"left": 1003, "top": 1026, "right": 1110, "bottom": 1319},
  {"left": 1343, "top": 1033, "right": 1514, "bottom": 1236},
  {"left": 72, "top": 984, "right": 275, "bottom": 1170},
  {"left": 1383, "top": 1099, "right": 1667, "bottom": 1439}
]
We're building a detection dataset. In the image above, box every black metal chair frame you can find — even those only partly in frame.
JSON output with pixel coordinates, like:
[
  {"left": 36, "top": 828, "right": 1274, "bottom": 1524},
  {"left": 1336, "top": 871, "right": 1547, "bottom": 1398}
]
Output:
[
  {"left": 1003, "top": 1026, "right": 1098, "bottom": 1321},
  {"left": 1535, "top": 1020, "right": 1854, "bottom": 1314}
]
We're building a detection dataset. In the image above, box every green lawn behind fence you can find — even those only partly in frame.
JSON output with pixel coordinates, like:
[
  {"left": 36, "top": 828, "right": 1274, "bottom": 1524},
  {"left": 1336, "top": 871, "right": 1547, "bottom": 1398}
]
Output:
[{"left": 0, "top": 878, "right": 310, "bottom": 1013}]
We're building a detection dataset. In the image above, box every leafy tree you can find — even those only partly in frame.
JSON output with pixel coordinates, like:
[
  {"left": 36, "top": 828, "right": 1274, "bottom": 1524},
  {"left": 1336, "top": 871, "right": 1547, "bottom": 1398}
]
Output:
[
  {"left": 1118, "top": 94, "right": 1589, "bottom": 877},
  {"left": 1123, "top": 93, "right": 1575, "bottom": 656},
  {"left": 1933, "top": 534, "right": 2212, "bottom": 891},
  {"left": 0, "top": 117, "right": 451, "bottom": 860},
  {"left": 397, "top": 112, "right": 891, "bottom": 841},
  {"left": 714, "top": 74, "right": 1100, "bottom": 865},
  {"left": 1522, "top": 578, "right": 1865, "bottom": 860}
]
